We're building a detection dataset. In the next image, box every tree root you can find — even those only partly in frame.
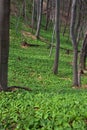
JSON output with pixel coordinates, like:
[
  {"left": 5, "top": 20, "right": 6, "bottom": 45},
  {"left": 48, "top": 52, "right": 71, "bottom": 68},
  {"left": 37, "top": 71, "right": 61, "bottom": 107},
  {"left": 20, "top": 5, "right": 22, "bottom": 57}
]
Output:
[{"left": 0, "top": 86, "right": 32, "bottom": 92}]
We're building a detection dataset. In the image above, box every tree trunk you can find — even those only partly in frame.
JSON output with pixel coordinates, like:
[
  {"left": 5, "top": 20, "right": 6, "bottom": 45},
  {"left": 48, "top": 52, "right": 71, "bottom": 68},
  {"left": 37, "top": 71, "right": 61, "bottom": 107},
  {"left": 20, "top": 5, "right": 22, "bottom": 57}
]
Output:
[
  {"left": 49, "top": 23, "right": 56, "bottom": 57},
  {"left": 0, "top": 0, "right": 10, "bottom": 91},
  {"left": 45, "top": 0, "right": 50, "bottom": 30},
  {"left": 53, "top": 0, "right": 60, "bottom": 74},
  {"left": 22, "top": 0, "right": 27, "bottom": 21},
  {"left": 37, "top": 0, "right": 40, "bottom": 21},
  {"left": 63, "top": 0, "right": 71, "bottom": 36},
  {"left": 73, "top": 47, "right": 78, "bottom": 86},
  {"left": 31, "top": 0, "right": 35, "bottom": 31},
  {"left": 70, "top": 0, "right": 79, "bottom": 86},
  {"left": 79, "top": 33, "right": 87, "bottom": 72},
  {"left": 78, "top": 33, "right": 87, "bottom": 86},
  {"left": 36, "top": 0, "right": 43, "bottom": 39}
]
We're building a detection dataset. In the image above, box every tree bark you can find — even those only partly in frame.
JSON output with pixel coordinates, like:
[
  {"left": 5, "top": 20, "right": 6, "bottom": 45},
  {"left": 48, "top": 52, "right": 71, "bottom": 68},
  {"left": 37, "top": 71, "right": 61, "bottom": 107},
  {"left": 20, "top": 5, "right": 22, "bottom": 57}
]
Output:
[{"left": 0, "top": 0, "right": 10, "bottom": 91}]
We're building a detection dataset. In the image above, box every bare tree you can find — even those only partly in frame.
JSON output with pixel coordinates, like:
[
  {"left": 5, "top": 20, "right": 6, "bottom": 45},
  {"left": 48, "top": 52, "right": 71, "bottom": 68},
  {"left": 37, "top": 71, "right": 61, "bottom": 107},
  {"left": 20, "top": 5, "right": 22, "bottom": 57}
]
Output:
[{"left": 0, "top": 0, "right": 10, "bottom": 91}]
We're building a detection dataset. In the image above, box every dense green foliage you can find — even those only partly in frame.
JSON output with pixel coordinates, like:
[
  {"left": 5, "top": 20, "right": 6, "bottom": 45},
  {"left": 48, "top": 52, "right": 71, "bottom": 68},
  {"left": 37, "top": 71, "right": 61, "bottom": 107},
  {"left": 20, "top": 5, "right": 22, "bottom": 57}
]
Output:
[
  {"left": 0, "top": 16, "right": 87, "bottom": 130},
  {"left": 1, "top": 92, "right": 87, "bottom": 129}
]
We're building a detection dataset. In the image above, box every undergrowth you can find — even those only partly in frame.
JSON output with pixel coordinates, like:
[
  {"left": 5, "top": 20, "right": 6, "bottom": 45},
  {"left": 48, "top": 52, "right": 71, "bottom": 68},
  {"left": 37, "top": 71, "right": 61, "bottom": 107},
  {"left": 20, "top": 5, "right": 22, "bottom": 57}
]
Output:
[{"left": 0, "top": 16, "right": 87, "bottom": 130}]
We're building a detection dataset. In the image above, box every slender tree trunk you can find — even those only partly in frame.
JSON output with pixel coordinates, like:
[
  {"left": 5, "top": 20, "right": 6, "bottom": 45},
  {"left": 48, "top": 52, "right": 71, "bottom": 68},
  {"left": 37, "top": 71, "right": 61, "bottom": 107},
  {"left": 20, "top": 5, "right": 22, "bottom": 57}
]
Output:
[
  {"left": 63, "top": 0, "right": 71, "bottom": 36},
  {"left": 37, "top": 0, "right": 40, "bottom": 21},
  {"left": 49, "top": 23, "right": 56, "bottom": 57},
  {"left": 78, "top": 33, "right": 87, "bottom": 86},
  {"left": 22, "top": 0, "right": 27, "bottom": 21},
  {"left": 53, "top": 0, "right": 60, "bottom": 74},
  {"left": 79, "top": 33, "right": 87, "bottom": 73},
  {"left": 70, "top": 0, "right": 79, "bottom": 86},
  {"left": 45, "top": 0, "right": 50, "bottom": 30},
  {"left": 31, "top": 0, "right": 35, "bottom": 32},
  {"left": 0, "top": 0, "right": 10, "bottom": 91},
  {"left": 36, "top": 0, "right": 43, "bottom": 39},
  {"left": 83, "top": 54, "right": 86, "bottom": 69}
]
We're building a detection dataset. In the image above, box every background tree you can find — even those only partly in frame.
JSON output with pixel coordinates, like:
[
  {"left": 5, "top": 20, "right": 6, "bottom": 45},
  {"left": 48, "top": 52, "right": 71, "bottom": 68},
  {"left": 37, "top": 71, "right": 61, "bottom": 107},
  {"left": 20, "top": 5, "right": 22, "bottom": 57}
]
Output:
[{"left": 10, "top": 0, "right": 87, "bottom": 87}]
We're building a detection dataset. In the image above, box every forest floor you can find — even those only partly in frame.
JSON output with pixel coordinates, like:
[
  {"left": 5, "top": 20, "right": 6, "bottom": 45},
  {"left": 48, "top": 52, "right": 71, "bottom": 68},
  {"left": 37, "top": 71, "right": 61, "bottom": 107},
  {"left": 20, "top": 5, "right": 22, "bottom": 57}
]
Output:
[{"left": 0, "top": 16, "right": 87, "bottom": 130}]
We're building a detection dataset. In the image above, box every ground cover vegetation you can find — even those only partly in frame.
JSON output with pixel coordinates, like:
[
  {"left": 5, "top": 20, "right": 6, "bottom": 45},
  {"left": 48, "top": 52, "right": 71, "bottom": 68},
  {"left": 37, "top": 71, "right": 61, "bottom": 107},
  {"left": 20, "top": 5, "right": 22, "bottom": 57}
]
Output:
[
  {"left": 1, "top": 15, "right": 87, "bottom": 129},
  {"left": 0, "top": 0, "right": 87, "bottom": 129}
]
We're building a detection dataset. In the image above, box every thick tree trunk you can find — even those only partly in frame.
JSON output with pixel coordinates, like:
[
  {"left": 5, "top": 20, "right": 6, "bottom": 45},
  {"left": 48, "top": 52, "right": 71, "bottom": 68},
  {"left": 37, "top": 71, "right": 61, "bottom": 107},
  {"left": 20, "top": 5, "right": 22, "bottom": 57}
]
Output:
[
  {"left": 36, "top": 0, "right": 43, "bottom": 39},
  {"left": 53, "top": 0, "right": 60, "bottom": 74},
  {"left": 0, "top": 0, "right": 10, "bottom": 91}
]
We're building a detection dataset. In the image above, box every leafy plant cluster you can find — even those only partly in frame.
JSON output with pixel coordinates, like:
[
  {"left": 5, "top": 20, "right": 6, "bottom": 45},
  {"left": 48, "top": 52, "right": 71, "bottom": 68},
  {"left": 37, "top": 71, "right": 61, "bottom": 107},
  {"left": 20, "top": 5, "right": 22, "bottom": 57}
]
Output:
[{"left": 1, "top": 91, "right": 87, "bottom": 130}]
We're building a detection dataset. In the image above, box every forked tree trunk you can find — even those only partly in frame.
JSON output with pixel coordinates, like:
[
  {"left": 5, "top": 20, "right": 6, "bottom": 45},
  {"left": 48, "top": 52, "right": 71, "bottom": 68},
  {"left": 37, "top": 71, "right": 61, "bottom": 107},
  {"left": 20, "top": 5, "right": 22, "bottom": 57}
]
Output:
[
  {"left": 36, "top": 0, "right": 43, "bottom": 39},
  {"left": 53, "top": 0, "right": 60, "bottom": 74},
  {"left": 0, "top": 0, "right": 10, "bottom": 91}
]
